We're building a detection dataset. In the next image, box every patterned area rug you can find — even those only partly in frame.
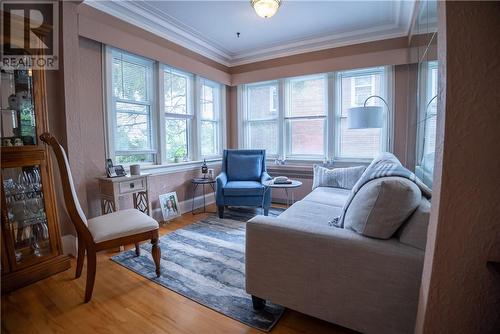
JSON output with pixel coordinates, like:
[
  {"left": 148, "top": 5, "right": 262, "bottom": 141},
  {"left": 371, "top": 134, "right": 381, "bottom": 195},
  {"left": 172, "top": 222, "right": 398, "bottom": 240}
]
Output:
[{"left": 111, "top": 207, "right": 285, "bottom": 331}]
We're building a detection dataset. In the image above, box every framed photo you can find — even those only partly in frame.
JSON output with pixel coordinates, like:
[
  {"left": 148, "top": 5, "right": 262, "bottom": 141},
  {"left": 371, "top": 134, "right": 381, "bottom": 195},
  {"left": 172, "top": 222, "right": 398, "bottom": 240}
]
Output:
[{"left": 159, "top": 192, "right": 181, "bottom": 221}]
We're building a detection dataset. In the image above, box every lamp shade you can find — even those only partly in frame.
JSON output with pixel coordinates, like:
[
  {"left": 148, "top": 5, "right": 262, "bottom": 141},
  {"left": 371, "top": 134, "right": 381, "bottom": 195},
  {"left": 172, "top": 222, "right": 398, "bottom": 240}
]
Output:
[{"left": 347, "top": 106, "right": 383, "bottom": 129}]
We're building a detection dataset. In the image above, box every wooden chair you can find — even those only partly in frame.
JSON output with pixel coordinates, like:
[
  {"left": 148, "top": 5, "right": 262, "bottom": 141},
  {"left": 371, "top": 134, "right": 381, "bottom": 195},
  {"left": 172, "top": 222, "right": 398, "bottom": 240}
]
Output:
[{"left": 40, "top": 133, "right": 161, "bottom": 303}]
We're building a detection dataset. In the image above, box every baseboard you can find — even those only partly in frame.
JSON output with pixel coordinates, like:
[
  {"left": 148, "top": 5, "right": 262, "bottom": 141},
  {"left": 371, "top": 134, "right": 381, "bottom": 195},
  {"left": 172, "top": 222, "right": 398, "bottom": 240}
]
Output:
[{"left": 152, "top": 192, "right": 215, "bottom": 222}]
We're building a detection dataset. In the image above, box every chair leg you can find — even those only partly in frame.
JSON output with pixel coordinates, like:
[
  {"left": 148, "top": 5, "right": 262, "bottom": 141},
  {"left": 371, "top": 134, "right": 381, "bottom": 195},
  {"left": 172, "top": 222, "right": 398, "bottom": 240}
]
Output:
[
  {"left": 218, "top": 206, "right": 224, "bottom": 218},
  {"left": 75, "top": 237, "right": 85, "bottom": 279},
  {"left": 84, "top": 249, "right": 97, "bottom": 303},
  {"left": 135, "top": 243, "right": 141, "bottom": 256},
  {"left": 151, "top": 235, "right": 161, "bottom": 277}
]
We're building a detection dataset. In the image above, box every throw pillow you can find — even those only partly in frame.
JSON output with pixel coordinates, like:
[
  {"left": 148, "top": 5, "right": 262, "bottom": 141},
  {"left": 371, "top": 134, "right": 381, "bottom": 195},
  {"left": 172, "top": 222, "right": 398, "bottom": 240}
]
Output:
[
  {"left": 227, "top": 154, "right": 263, "bottom": 181},
  {"left": 312, "top": 165, "right": 366, "bottom": 190},
  {"left": 343, "top": 176, "right": 421, "bottom": 239}
]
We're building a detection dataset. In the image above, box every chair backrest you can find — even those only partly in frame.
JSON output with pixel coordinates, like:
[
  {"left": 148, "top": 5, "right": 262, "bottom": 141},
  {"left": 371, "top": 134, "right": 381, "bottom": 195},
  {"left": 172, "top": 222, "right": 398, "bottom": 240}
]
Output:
[
  {"left": 222, "top": 149, "right": 266, "bottom": 181},
  {"left": 40, "top": 133, "right": 93, "bottom": 243}
]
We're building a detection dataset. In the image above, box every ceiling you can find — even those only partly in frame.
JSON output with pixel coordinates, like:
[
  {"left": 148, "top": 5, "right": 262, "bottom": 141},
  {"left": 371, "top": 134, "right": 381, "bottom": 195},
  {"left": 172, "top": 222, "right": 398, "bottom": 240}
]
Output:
[{"left": 85, "top": 0, "right": 416, "bottom": 67}]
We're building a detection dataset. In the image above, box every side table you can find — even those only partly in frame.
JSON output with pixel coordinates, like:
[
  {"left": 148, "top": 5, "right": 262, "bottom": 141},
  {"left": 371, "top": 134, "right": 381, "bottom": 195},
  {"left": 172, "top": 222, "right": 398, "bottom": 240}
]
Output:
[
  {"left": 263, "top": 179, "right": 303, "bottom": 207},
  {"left": 97, "top": 174, "right": 152, "bottom": 216},
  {"left": 191, "top": 178, "right": 216, "bottom": 214}
]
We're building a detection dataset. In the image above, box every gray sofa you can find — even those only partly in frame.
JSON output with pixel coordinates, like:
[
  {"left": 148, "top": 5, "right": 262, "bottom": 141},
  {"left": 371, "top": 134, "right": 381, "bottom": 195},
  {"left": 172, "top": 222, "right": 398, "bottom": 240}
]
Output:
[{"left": 246, "top": 158, "right": 430, "bottom": 334}]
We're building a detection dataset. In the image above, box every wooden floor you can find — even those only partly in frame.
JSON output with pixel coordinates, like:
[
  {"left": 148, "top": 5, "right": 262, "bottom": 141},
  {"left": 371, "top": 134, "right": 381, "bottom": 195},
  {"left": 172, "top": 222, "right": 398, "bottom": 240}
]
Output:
[{"left": 1, "top": 205, "right": 355, "bottom": 334}]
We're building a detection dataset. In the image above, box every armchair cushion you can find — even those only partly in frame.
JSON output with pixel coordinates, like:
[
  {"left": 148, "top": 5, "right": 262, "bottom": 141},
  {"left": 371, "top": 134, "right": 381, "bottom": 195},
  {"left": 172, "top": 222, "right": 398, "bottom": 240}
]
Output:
[
  {"left": 88, "top": 209, "right": 158, "bottom": 243},
  {"left": 227, "top": 153, "right": 262, "bottom": 181},
  {"left": 223, "top": 181, "right": 264, "bottom": 196}
]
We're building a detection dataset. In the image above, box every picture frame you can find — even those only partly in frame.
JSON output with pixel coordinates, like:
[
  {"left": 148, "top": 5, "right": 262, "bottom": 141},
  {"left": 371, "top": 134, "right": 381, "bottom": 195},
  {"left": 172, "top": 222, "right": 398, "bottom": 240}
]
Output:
[{"left": 159, "top": 191, "right": 181, "bottom": 221}]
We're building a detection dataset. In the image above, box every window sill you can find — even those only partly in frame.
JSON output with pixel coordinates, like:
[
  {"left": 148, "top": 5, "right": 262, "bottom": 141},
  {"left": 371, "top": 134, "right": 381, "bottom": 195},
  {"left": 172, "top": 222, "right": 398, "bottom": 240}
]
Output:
[
  {"left": 130, "top": 158, "right": 222, "bottom": 176},
  {"left": 267, "top": 158, "right": 371, "bottom": 172}
]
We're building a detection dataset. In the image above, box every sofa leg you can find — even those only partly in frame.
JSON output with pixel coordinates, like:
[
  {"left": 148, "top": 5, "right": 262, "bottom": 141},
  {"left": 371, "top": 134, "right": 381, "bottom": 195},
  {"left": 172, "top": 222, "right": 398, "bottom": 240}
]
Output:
[
  {"left": 218, "top": 206, "right": 224, "bottom": 218},
  {"left": 251, "top": 295, "right": 266, "bottom": 310}
]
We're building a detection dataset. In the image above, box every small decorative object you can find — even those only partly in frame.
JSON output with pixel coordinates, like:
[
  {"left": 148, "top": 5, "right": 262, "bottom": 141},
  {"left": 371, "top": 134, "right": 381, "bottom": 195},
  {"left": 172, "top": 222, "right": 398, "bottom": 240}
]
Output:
[
  {"left": 159, "top": 191, "right": 181, "bottom": 221},
  {"left": 13, "top": 138, "right": 23, "bottom": 146},
  {"left": 201, "top": 159, "right": 208, "bottom": 178},
  {"left": 130, "top": 164, "right": 141, "bottom": 176},
  {"left": 208, "top": 168, "right": 214, "bottom": 180},
  {"left": 2, "top": 138, "right": 12, "bottom": 146},
  {"left": 106, "top": 158, "right": 126, "bottom": 178}
]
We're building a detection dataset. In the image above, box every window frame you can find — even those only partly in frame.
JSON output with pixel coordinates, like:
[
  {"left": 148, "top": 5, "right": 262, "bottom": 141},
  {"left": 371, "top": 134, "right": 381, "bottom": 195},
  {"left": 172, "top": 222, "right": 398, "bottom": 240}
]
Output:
[
  {"left": 104, "top": 46, "right": 225, "bottom": 167},
  {"left": 106, "top": 48, "right": 157, "bottom": 165},
  {"left": 162, "top": 65, "right": 194, "bottom": 163},
  {"left": 198, "top": 78, "right": 223, "bottom": 159},
  {"left": 334, "top": 66, "right": 391, "bottom": 161},
  {"left": 238, "top": 66, "right": 393, "bottom": 164},
  {"left": 284, "top": 73, "right": 328, "bottom": 160},
  {"left": 415, "top": 61, "right": 438, "bottom": 179},
  {"left": 242, "top": 80, "right": 281, "bottom": 159}
]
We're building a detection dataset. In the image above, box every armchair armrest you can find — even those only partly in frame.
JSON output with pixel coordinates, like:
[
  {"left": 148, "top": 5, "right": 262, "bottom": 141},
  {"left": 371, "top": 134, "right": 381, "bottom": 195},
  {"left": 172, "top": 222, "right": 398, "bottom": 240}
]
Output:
[
  {"left": 216, "top": 172, "right": 227, "bottom": 188},
  {"left": 261, "top": 171, "right": 272, "bottom": 184}
]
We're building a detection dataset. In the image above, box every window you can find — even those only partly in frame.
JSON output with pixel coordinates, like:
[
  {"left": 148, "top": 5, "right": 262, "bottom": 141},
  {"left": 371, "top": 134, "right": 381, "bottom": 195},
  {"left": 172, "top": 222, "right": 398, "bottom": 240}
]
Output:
[
  {"left": 200, "top": 79, "right": 221, "bottom": 157},
  {"left": 164, "top": 67, "right": 192, "bottom": 162},
  {"left": 106, "top": 47, "right": 225, "bottom": 166},
  {"left": 239, "top": 67, "right": 391, "bottom": 162},
  {"left": 285, "top": 75, "right": 327, "bottom": 157},
  {"left": 416, "top": 61, "right": 438, "bottom": 187},
  {"left": 110, "top": 49, "right": 155, "bottom": 164},
  {"left": 244, "top": 81, "right": 279, "bottom": 156},
  {"left": 337, "top": 68, "right": 387, "bottom": 159}
]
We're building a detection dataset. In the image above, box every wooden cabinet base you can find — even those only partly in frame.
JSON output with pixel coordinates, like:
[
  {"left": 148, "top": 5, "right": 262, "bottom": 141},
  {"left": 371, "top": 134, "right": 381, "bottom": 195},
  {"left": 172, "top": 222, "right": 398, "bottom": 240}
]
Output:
[{"left": 1, "top": 255, "right": 71, "bottom": 293}]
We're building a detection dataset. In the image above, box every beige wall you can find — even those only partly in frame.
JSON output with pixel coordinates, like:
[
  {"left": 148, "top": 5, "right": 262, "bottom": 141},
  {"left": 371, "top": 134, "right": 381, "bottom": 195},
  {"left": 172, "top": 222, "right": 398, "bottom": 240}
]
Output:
[
  {"left": 416, "top": 2, "right": 500, "bottom": 333},
  {"left": 77, "top": 4, "right": 231, "bottom": 86}
]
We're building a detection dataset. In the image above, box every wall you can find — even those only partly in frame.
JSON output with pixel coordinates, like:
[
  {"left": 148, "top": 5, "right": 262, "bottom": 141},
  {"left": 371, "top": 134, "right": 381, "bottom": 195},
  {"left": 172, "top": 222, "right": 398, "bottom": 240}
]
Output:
[
  {"left": 230, "top": 37, "right": 410, "bottom": 85},
  {"left": 416, "top": 2, "right": 500, "bottom": 333}
]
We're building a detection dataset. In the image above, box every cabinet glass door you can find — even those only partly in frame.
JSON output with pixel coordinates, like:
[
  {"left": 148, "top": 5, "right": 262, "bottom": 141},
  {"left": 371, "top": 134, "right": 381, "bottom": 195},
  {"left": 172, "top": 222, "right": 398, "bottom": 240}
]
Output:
[
  {"left": 2, "top": 165, "right": 52, "bottom": 264},
  {"left": 0, "top": 69, "right": 37, "bottom": 147}
]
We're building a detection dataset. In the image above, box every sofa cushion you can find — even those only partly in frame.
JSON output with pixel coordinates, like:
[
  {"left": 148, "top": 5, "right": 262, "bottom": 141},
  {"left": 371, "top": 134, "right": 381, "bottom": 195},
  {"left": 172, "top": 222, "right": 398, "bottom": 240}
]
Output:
[
  {"left": 279, "top": 200, "right": 343, "bottom": 225},
  {"left": 223, "top": 181, "right": 264, "bottom": 196},
  {"left": 312, "top": 165, "right": 366, "bottom": 190},
  {"left": 397, "top": 197, "right": 430, "bottom": 250},
  {"left": 344, "top": 177, "right": 421, "bottom": 239},
  {"left": 302, "top": 187, "right": 350, "bottom": 208},
  {"left": 226, "top": 154, "right": 262, "bottom": 181}
]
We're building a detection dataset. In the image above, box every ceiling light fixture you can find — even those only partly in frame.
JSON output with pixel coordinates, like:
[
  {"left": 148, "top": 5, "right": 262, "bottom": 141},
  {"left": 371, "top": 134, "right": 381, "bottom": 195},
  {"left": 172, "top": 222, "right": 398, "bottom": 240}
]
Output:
[{"left": 251, "top": 0, "right": 281, "bottom": 19}]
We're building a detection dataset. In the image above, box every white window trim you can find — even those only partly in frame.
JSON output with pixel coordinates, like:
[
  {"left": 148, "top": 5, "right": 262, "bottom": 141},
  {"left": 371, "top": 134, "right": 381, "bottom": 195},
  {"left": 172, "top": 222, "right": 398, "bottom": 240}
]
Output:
[
  {"left": 105, "top": 47, "right": 157, "bottom": 165},
  {"left": 103, "top": 46, "right": 226, "bottom": 168},
  {"left": 334, "top": 66, "right": 393, "bottom": 161},
  {"left": 238, "top": 66, "right": 394, "bottom": 164},
  {"left": 240, "top": 80, "right": 281, "bottom": 159},
  {"left": 284, "top": 73, "right": 328, "bottom": 160},
  {"left": 199, "top": 78, "right": 224, "bottom": 159}
]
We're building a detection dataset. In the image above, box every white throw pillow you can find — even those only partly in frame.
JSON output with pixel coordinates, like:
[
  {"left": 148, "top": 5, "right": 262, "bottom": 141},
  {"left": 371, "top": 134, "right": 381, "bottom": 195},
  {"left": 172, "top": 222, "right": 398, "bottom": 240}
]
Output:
[
  {"left": 312, "top": 165, "right": 366, "bottom": 190},
  {"left": 344, "top": 177, "right": 421, "bottom": 239}
]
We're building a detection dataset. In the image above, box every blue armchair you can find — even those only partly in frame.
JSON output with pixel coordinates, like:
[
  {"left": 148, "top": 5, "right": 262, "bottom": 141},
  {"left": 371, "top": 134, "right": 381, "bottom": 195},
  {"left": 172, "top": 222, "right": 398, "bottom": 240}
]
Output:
[{"left": 216, "top": 149, "right": 272, "bottom": 218}]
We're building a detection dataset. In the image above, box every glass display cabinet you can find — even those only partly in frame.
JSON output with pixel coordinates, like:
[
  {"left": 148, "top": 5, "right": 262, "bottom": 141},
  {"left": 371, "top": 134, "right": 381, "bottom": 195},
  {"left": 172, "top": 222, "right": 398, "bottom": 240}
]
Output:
[{"left": 1, "top": 65, "right": 70, "bottom": 292}]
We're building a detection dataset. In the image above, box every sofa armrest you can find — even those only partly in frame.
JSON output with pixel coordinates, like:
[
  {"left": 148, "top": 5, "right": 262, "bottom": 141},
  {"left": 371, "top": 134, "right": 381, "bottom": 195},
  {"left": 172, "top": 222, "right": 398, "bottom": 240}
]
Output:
[
  {"left": 245, "top": 216, "right": 424, "bottom": 333},
  {"left": 261, "top": 171, "right": 272, "bottom": 184}
]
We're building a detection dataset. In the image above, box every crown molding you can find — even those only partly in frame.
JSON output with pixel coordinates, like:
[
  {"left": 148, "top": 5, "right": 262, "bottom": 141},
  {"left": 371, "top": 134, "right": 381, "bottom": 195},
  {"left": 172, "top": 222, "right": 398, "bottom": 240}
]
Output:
[{"left": 84, "top": 0, "right": 413, "bottom": 68}]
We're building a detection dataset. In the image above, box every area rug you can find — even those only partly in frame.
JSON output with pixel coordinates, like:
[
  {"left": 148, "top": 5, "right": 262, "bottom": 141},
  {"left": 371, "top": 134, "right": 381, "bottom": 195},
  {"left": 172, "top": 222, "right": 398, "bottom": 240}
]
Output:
[{"left": 111, "top": 207, "right": 285, "bottom": 331}]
